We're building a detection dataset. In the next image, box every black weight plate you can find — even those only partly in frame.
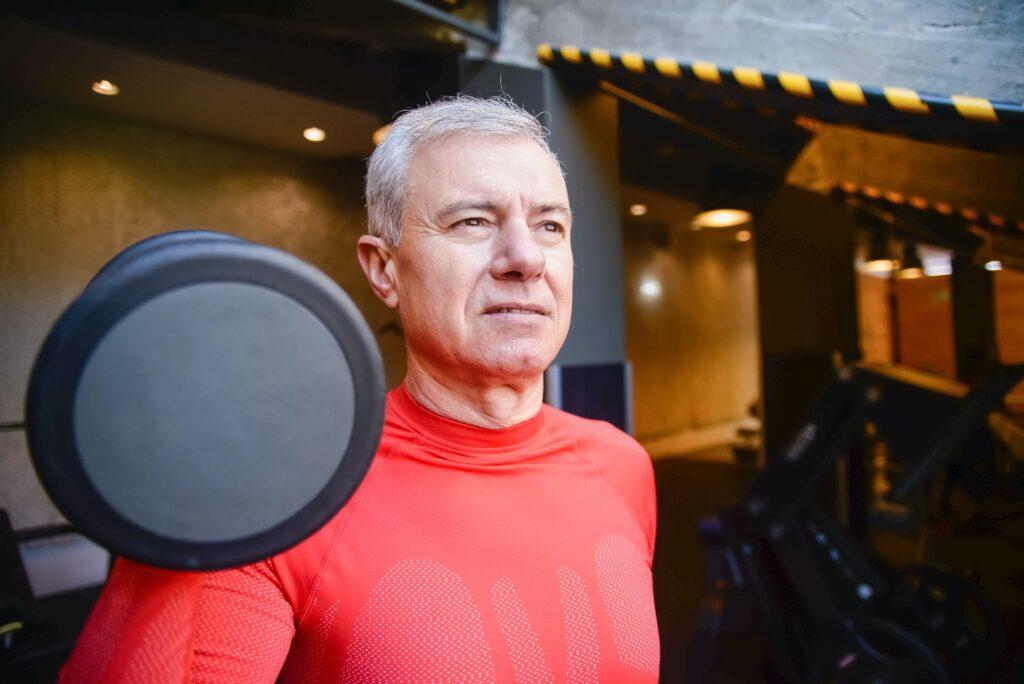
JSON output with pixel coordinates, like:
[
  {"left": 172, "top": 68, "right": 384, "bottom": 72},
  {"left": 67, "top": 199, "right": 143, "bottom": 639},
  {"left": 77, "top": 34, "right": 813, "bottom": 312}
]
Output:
[
  {"left": 26, "top": 238, "right": 385, "bottom": 570},
  {"left": 87, "top": 230, "right": 247, "bottom": 290}
]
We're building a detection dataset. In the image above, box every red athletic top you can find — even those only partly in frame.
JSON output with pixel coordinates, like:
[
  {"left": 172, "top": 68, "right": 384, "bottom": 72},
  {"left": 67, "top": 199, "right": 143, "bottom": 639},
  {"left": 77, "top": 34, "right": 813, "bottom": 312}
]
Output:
[{"left": 63, "top": 385, "right": 659, "bottom": 682}]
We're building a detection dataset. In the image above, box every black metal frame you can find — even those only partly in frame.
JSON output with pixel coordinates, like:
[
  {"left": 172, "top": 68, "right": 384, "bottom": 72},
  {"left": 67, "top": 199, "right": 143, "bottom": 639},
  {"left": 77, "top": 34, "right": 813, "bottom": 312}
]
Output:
[
  {"left": 384, "top": 0, "right": 504, "bottom": 46},
  {"left": 688, "top": 363, "right": 1024, "bottom": 682}
]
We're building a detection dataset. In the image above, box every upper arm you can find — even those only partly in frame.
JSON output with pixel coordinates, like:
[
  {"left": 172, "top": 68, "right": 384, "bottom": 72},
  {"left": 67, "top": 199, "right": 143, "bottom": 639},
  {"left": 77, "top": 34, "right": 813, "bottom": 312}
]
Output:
[{"left": 62, "top": 558, "right": 296, "bottom": 683}]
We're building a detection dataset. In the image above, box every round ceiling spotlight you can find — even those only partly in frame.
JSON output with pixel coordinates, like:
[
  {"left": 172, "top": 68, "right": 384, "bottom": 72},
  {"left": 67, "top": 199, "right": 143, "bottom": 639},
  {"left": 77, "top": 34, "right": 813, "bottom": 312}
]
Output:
[
  {"left": 629, "top": 203, "right": 648, "bottom": 217},
  {"left": 985, "top": 260, "right": 1003, "bottom": 272},
  {"left": 735, "top": 230, "right": 752, "bottom": 243},
  {"left": 91, "top": 79, "right": 119, "bottom": 96},
  {"left": 691, "top": 209, "right": 752, "bottom": 231},
  {"left": 638, "top": 276, "right": 662, "bottom": 300},
  {"left": 303, "top": 127, "right": 326, "bottom": 143}
]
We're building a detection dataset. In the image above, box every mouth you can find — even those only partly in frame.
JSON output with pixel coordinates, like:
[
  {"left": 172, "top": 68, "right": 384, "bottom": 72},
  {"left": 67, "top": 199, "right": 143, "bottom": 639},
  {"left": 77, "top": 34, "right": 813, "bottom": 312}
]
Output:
[{"left": 484, "top": 303, "right": 548, "bottom": 316}]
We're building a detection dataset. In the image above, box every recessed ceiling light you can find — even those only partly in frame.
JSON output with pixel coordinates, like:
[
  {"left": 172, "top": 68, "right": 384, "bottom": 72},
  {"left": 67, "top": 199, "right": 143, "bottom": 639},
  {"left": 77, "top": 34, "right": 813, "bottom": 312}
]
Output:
[
  {"left": 372, "top": 124, "right": 393, "bottom": 146},
  {"left": 638, "top": 276, "right": 662, "bottom": 300},
  {"left": 985, "top": 260, "right": 1003, "bottom": 272},
  {"left": 863, "top": 259, "right": 898, "bottom": 274},
  {"left": 735, "top": 229, "right": 752, "bottom": 242},
  {"left": 92, "top": 79, "right": 119, "bottom": 96},
  {"left": 691, "top": 209, "right": 751, "bottom": 230},
  {"left": 303, "top": 127, "right": 326, "bottom": 142},
  {"left": 629, "top": 203, "right": 648, "bottom": 217}
]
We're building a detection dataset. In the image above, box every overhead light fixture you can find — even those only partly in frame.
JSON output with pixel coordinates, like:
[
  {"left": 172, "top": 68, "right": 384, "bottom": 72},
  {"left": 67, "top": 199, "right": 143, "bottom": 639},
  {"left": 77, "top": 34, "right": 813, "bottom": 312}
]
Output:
[
  {"left": 638, "top": 276, "right": 662, "bottom": 300},
  {"left": 91, "top": 79, "right": 119, "bottom": 96},
  {"left": 372, "top": 124, "right": 392, "bottom": 146},
  {"left": 863, "top": 230, "right": 897, "bottom": 274},
  {"left": 735, "top": 229, "right": 752, "bottom": 243},
  {"left": 985, "top": 260, "right": 1003, "bottom": 272},
  {"left": 691, "top": 209, "right": 751, "bottom": 231},
  {"left": 303, "top": 127, "right": 326, "bottom": 142},
  {"left": 629, "top": 203, "right": 648, "bottom": 217},
  {"left": 898, "top": 242, "right": 924, "bottom": 279}
]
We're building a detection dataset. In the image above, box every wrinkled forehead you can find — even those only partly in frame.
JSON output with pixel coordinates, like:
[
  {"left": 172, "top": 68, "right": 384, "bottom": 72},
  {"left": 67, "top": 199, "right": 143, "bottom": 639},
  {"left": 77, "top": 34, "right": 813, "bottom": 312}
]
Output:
[{"left": 404, "top": 134, "right": 569, "bottom": 216}]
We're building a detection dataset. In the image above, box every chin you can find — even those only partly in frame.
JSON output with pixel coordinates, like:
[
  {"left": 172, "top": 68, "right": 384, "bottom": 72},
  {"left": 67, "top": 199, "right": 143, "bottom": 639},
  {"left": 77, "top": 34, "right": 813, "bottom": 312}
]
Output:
[{"left": 475, "top": 342, "right": 554, "bottom": 380}]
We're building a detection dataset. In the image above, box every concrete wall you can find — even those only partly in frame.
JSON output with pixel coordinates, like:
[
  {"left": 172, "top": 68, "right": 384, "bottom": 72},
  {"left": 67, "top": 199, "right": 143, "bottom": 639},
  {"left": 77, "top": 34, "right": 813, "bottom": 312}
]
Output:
[
  {"left": 622, "top": 186, "right": 760, "bottom": 441},
  {"left": 477, "top": 0, "right": 1024, "bottom": 101},
  {"left": 0, "top": 98, "right": 404, "bottom": 529}
]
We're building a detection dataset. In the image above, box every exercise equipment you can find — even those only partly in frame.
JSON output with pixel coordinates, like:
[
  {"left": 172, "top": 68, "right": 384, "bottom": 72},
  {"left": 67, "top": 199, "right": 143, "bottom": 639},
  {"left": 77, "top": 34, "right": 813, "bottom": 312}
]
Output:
[
  {"left": 688, "top": 363, "right": 1024, "bottom": 682},
  {"left": 26, "top": 231, "right": 386, "bottom": 570}
]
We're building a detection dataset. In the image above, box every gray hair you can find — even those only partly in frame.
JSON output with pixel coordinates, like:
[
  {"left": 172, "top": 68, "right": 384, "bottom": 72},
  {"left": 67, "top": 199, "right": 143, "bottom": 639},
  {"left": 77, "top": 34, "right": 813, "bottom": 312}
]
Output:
[{"left": 365, "top": 94, "right": 559, "bottom": 246}]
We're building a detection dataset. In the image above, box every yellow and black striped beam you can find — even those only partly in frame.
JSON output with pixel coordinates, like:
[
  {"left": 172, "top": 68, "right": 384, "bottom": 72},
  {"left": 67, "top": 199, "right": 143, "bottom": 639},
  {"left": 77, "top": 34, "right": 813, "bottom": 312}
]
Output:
[
  {"left": 537, "top": 44, "right": 1024, "bottom": 127},
  {"left": 834, "top": 181, "right": 1024, "bottom": 233}
]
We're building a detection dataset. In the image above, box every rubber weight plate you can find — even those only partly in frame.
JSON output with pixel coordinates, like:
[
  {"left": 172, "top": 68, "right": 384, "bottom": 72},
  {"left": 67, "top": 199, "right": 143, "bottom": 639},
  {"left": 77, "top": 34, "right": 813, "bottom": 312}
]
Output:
[
  {"left": 26, "top": 235, "right": 385, "bottom": 570},
  {"left": 87, "top": 229, "right": 247, "bottom": 289}
]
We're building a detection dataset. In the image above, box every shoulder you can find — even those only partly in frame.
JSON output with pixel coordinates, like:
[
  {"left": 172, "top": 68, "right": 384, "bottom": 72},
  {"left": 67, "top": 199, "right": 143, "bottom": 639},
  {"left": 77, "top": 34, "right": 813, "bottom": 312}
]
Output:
[
  {"left": 544, "top": 405, "right": 650, "bottom": 468},
  {"left": 544, "top": 406, "right": 657, "bottom": 551}
]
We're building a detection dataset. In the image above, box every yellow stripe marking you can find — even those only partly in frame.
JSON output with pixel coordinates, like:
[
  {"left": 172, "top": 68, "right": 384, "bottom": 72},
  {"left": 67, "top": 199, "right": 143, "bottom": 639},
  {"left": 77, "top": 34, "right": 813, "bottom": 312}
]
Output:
[
  {"left": 951, "top": 95, "right": 998, "bottom": 122},
  {"left": 733, "top": 67, "right": 765, "bottom": 90},
  {"left": 829, "top": 80, "right": 867, "bottom": 106},
  {"left": 654, "top": 57, "right": 682, "bottom": 78},
  {"left": 884, "top": 87, "right": 929, "bottom": 114},
  {"left": 778, "top": 72, "right": 813, "bottom": 97},
  {"left": 621, "top": 52, "right": 646, "bottom": 72},
  {"left": 537, "top": 44, "right": 553, "bottom": 61},
  {"left": 589, "top": 48, "right": 612, "bottom": 68},
  {"left": 560, "top": 45, "right": 582, "bottom": 63},
  {"left": 692, "top": 61, "right": 722, "bottom": 83}
]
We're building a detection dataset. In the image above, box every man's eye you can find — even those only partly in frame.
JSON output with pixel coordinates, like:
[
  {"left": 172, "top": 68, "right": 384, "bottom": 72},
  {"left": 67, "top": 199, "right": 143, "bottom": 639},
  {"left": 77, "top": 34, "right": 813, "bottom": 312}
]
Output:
[
  {"left": 542, "top": 222, "right": 564, "bottom": 234},
  {"left": 459, "top": 218, "right": 485, "bottom": 228}
]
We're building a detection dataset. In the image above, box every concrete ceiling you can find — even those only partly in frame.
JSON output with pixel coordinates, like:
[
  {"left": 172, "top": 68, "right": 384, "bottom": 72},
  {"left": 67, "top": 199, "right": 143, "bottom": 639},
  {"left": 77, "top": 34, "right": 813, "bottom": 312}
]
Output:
[{"left": 0, "top": 20, "right": 382, "bottom": 159}]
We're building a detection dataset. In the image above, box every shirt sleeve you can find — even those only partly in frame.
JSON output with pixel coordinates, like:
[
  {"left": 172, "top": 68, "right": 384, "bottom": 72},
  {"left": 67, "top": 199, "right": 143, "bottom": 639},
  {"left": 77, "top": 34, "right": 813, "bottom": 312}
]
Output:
[{"left": 61, "top": 557, "right": 296, "bottom": 683}]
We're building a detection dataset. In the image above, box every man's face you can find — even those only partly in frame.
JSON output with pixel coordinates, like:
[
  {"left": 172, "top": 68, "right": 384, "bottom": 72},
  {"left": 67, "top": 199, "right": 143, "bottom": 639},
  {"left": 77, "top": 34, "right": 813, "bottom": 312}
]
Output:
[{"left": 392, "top": 134, "right": 573, "bottom": 383}]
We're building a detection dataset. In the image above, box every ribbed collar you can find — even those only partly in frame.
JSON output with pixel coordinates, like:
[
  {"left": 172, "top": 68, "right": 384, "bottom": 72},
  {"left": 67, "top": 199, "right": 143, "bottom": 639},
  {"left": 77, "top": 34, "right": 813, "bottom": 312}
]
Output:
[{"left": 389, "top": 383, "right": 547, "bottom": 454}]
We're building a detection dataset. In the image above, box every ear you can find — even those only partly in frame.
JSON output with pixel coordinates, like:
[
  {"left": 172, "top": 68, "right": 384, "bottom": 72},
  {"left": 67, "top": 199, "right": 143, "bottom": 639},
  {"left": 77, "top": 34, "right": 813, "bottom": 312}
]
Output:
[{"left": 357, "top": 235, "right": 399, "bottom": 308}]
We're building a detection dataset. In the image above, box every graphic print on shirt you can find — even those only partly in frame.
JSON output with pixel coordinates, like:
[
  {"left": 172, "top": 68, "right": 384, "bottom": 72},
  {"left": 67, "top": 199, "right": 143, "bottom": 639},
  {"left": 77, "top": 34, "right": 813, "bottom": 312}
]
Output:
[
  {"left": 336, "top": 535, "right": 655, "bottom": 683},
  {"left": 341, "top": 558, "right": 496, "bottom": 682},
  {"left": 492, "top": 576, "right": 556, "bottom": 683},
  {"left": 594, "top": 534, "right": 660, "bottom": 675},
  {"left": 558, "top": 566, "right": 601, "bottom": 684}
]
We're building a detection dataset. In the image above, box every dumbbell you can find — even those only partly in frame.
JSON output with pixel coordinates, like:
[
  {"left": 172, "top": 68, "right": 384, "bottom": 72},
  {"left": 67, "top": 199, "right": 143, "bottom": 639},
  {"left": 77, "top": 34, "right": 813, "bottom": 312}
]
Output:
[{"left": 26, "top": 230, "right": 385, "bottom": 570}]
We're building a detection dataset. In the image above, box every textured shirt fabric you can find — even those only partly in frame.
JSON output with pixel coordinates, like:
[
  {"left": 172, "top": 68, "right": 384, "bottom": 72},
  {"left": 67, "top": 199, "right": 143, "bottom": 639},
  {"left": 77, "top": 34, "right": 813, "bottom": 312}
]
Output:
[{"left": 63, "top": 384, "right": 660, "bottom": 682}]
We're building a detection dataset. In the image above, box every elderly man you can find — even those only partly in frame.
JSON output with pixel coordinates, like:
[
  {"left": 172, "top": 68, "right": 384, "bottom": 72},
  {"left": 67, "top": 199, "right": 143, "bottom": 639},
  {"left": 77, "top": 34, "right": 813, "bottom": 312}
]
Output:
[{"left": 62, "top": 96, "right": 659, "bottom": 682}]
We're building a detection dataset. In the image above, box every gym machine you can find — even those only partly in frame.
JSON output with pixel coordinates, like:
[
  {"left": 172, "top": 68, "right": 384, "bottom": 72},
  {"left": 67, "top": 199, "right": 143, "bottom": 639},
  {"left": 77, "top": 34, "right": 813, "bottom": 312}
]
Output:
[{"left": 687, "top": 363, "right": 1023, "bottom": 683}]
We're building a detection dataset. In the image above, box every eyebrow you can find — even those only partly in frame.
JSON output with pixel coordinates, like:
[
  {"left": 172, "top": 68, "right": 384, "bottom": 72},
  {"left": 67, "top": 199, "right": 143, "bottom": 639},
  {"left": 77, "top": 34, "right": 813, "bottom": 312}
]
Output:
[
  {"left": 435, "top": 200, "right": 573, "bottom": 222},
  {"left": 436, "top": 201, "right": 501, "bottom": 221},
  {"left": 534, "top": 203, "right": 572, "bottom": 221}
]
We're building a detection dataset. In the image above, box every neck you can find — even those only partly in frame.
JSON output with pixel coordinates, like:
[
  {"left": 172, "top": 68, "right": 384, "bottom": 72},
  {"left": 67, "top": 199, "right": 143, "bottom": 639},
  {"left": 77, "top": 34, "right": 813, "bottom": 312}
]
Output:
[{"left": 403, "top": 355, "right": 545, "bottom": 429}]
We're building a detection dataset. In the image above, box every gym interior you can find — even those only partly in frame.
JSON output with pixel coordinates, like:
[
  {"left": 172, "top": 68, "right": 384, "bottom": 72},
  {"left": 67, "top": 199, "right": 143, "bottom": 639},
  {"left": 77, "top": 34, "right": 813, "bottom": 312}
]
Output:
[{"left": 3, "top": 3, "right": 1024, "bottom": 681}]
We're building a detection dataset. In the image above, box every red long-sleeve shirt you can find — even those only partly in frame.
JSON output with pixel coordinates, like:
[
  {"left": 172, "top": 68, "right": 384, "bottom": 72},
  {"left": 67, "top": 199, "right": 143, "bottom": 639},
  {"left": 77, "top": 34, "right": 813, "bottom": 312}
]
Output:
[{"left": 63, "top": 384, "right": 659, "bottom": 682}]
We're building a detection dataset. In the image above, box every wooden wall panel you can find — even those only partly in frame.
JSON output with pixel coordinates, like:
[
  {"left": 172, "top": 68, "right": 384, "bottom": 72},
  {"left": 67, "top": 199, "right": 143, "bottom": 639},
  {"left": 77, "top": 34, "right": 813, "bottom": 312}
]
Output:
[
  {"left": 623, "top": 187, "right": 760, "bottom": 442},
  {"left": 996, "top": 269, "right": 1024, "bottom": 364},
  {"left": 995, "top": 269, "right": 1024, "bottom": 409},
  {"left": 894, "top": 276, "right": 956, "bottom": 379}
]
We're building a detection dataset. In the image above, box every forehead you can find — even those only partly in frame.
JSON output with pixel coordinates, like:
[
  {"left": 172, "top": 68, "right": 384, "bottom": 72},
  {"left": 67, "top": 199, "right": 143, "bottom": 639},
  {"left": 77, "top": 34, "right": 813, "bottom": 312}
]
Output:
[{"left": 405, "top": 135, "right": 568, "bottom": 211}]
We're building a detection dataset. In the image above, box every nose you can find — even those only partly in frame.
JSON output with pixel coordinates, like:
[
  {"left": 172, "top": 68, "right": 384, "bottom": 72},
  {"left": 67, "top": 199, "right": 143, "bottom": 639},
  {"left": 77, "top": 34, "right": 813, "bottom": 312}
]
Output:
[{"left": 490, "top": 219, "right": 545, "bottom": 281}]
